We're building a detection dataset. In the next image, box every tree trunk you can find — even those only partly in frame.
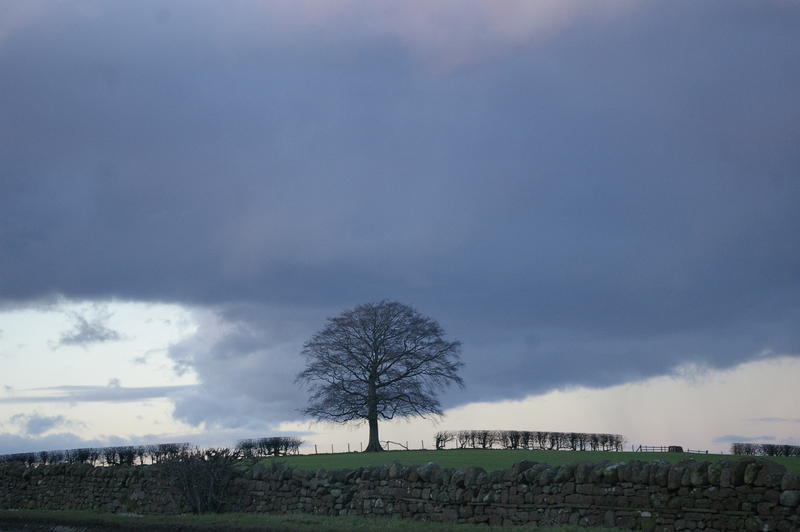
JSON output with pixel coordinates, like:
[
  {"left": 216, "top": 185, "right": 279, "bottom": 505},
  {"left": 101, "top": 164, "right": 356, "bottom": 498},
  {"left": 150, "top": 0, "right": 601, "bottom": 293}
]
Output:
[{"left": 364, "top": 379, "right": 383, "bottom": 452}]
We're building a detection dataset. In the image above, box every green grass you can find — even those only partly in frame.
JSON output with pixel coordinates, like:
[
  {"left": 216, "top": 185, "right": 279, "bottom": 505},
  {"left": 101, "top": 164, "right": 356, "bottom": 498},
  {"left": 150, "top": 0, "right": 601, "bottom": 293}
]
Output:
[
  {"left": 0, "top": 509, "right": 623, "bottom": 531},
  {"left": 262, "top": 448, "right": 800, "bottom": 472}
]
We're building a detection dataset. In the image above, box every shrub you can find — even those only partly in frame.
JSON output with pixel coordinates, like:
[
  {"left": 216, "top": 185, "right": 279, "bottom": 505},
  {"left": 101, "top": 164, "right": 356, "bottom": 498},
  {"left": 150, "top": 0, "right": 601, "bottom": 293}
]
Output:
[
  {"left": 158, "top": 447, "right": 241, "bottom": 513},
  {"left": 434, "top": 429, "right": 625, "bottom": 452},
  {"left": 236, "top": 437, "right": 303, "bottom": 458},
  {"left": 117, "top": 446, "right": 137, "bottom": 466},
  {"left": 150, "top": 443, "right": 191, "bottom": 463},
  {"left": 456, "top": 430, "right": 471, "bottom": 449},
  {"left": 434, "top": 431, "right": 454, "bottom": 450},
  {"left": 730, "top": 442, "right": 800, "bottom": 456},
  {"left": 236, "top": 438, "right": 257, "bottom": 458}
]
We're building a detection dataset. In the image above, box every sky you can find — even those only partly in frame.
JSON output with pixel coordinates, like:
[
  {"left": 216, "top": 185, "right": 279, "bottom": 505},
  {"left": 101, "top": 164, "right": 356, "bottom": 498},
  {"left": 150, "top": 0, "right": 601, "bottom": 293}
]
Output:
[{"left": 1, "top": 0, "right": 799, "bottom": 456}]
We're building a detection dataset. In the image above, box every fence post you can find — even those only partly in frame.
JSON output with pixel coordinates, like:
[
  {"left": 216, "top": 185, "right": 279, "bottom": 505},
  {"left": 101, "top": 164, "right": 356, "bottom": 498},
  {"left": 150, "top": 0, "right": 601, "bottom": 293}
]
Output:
[
  {"left": 331, "top": 444, "right": 334, "bottom": 454},
  {"left": 360, "top": 442, "right": 363, "bottom": 452},
  {"left": 348, "top": 443, "right": 350, "bottom": 453},
  {"left": 315, "top": 444, "right": 317, "bottom": 455}
]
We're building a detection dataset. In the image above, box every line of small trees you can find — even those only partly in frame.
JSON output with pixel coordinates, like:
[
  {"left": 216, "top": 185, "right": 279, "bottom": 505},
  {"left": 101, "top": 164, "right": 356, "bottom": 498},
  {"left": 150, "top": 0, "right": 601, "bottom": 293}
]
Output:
[
  {"left": 731, "top": 442, "right": 800, "bottom": 457},
  {"left": 235, "top": 437, "right": 303, "bottom": 457},
  {"left": 435, "top": 430, "right": 625, "bottom": 452},
  {"left": 0, "top": 443, "right": 191, "bottom": 467}
]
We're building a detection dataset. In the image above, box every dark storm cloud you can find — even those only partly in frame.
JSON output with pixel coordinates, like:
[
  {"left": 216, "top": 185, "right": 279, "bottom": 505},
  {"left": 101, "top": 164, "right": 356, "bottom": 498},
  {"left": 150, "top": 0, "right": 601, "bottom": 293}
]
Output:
[{"left": 1, "top": 0, "right": 799, "bottom": 426}]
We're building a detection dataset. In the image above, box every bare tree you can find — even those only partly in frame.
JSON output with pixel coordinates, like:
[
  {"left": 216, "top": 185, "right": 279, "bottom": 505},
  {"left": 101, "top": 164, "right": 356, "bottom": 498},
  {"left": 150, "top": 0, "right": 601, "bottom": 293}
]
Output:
[
  {"left": 477, "top": 430, "right": 496, "bottom": 449},
  {"left": 567, "top": 432, "right": 579, "bottom": 451},
  {"left": 500, "top": 430, "right": 522, "bottom": 449},
  {"left": 297, "top": 300, "right": 463, "bottom": 452},
  {"left": 468, "top": 430, "right": 480, "bottom": 449},
  {"left": 577, "top": 432, "right": 589, "bottom": 451},
  {"left": 456, "top": 430, "right": 471, "bottom": 449},
  {"left": 434, "top": 431, "right": 454, "bottom": 450}
]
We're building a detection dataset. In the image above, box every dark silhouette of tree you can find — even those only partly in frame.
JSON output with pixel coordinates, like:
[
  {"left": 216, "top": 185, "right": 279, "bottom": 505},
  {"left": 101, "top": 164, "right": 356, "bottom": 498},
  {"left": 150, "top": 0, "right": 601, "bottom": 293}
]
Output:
[
  {"left": 434, "top": 431, "right": 454, "bottom": 450},
  {"left": 297, "top": 300, "right": 463, "bottom": 452}
]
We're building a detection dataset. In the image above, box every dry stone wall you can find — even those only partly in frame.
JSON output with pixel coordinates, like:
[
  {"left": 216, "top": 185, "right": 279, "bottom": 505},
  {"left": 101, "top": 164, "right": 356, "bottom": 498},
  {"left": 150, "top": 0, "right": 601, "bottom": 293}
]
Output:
[
  {"left": 2, "top": 457, "right": 799, "bottom": 531},
  {"left": 0, "top": 461, "right": 189, "bottom": 514}
]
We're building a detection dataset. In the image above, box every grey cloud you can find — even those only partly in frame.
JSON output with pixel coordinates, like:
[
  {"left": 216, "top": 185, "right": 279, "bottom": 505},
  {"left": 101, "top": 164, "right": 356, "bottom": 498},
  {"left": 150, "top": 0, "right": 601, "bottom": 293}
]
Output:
[
  {"left": 0, "top": 432, "right": 106, "bottom": 456},
  {"left": 0, "top": 384, "right": 195, "bottom": 404},
  {"left": 10, "top": 412, "right": 83, "bottom": 437},
  {"left": 58, "top": 309, "right": 122, "bottom": 347},
  {"left": 166, "top": 305, "right": 320, "bottom": 429},
  {"left": 1, "top": 0, "right": 799, "bottom": 424},
  {"left": 9, "top": 413, "right": 74, "bottom": 436},
  {"left": 132, "top": 348, "right": 166, "bottom": 366},
  {"left": 713, "top": 435, "right": 776, "bottom": 444},
  {"left": 748, "top": 417, "right": 800, "bottom": 424}
]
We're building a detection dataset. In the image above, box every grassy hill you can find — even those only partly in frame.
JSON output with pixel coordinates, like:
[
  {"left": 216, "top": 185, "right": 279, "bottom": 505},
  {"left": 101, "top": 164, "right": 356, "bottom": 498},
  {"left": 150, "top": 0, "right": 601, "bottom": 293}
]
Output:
[{"left": 263, "top": 448, "right": 800, "bottom": 472}]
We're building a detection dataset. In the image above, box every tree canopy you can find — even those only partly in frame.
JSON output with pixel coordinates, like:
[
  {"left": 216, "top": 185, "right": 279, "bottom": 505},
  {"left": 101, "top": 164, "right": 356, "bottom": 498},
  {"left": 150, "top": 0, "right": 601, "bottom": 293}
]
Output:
[{"left": 296, "top": 300, "right": 463, "bottom": 452}]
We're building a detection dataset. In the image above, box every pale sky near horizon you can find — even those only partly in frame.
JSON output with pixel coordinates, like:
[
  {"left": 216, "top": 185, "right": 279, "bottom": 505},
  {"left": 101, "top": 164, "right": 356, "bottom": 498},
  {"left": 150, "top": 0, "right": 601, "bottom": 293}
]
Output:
[
  {"left": 1, "top": 0, "right": 799, "bottom": 456},
  {"left": 1, "top": 300, "right": 797, "bottom": 454}
]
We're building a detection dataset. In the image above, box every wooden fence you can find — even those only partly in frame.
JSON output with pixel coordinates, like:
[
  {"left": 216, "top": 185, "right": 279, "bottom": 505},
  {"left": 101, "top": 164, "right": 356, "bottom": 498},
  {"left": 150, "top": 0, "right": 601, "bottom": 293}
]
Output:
[{"left": 633, "top": 445, "right": 708, "bottom": 454}]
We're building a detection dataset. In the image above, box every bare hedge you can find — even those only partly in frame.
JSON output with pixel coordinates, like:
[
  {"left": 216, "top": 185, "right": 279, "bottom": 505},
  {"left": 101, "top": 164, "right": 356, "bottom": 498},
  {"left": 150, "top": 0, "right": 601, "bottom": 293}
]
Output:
[
  {"left": 0, "top": 436, "right": 305, "bottom": 468},
  {"left": 434, "top": 430, "right": 625, "bottom": 451},
  {"left": 235, "top": 436, "right": 303, "bottom": 457},
  {"left": 731, "top": 442, "right": 800, "bottom": 457},
  {"left": 0, "top": 443, "right": 190, "bottom": 466}
]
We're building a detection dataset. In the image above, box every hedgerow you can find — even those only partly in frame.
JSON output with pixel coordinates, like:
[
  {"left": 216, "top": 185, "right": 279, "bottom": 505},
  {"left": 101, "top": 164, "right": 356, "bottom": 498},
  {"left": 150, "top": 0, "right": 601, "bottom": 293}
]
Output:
[
  {"left": 434, "top": 430, "right": 625, "bottom": 451},
  {"left": 731, "top": 442, "right": 800, "bottom": 457}
]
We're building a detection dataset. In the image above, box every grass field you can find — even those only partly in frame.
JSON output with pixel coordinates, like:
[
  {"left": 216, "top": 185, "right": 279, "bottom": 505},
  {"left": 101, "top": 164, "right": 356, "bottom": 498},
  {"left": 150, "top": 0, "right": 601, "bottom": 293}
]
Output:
[
  {"left": 261, "top": 448, "right": 800, "bottom": 473},
  {"left": 0, "top": 510, "right": 623, "bottom": 532}
]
